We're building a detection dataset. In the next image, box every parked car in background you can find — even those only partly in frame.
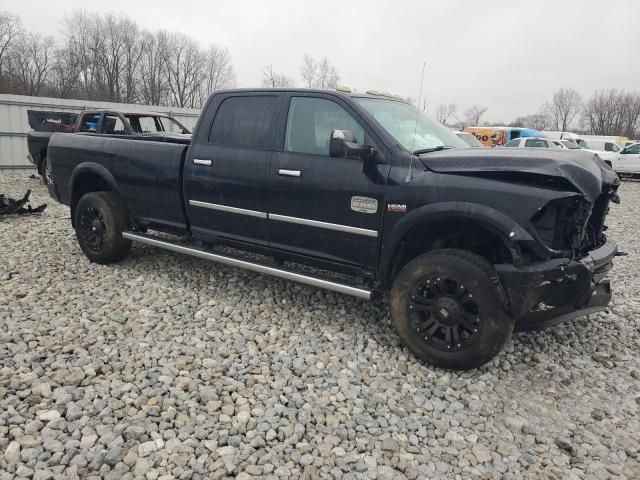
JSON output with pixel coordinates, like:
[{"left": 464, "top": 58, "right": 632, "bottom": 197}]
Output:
[
  {"left": 615, "top": 142, "right": 640, "bottom": 177},
  {"left": 541, "top": 131, "right": 587, "bottom": 148},
  {"left": 27, "top": 109, "right": 191, "bottom": 185},
  {"left": 504, "top": 137, "right": 620, "bottom": 168},
  {"left": 455, "top": 131, "right": 484, "bottom": 147},
  {"left": 503, "top": 137, "right": 563, "bottom": 149}
]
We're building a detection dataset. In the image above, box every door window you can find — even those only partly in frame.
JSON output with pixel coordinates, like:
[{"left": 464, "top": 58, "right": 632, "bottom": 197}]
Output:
[
  {"left": 604, "top": 142, "right": 620, "bottom": 152},
  {"left": 504, "top": 139, "right": 521, "bottom": 147},
  {"left": 101, "top": 115, "right": 126, "bottom": 134},
  {"left": 209, "top": 96, "right": 279, "bottom": 148},
  {"left": 285, "top": 97, "right": 364, "bottom": 156},
  {"left": 78, "top": 114, "right": 101, "bottom": 133}
]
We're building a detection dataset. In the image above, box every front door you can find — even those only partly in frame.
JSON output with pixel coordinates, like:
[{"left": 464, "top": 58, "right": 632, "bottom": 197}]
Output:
[
  {"left": 269, "top": 94, "right": 388, "bottom": 269},
  {"left": 615, "top": 143, "right": 640, "bottom": 174},
  {"left": 184, "top": 93, "right": 282, "bottom": 246}
]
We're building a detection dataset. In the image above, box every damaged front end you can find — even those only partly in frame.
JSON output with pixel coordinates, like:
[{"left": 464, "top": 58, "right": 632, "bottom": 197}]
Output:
[{"left": 497, "top": 182, "right": 620, "bottom": 332}]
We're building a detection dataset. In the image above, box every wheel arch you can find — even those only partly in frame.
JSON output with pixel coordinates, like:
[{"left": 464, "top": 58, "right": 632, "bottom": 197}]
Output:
[
  {"left": 379, "top": 202, "right": 532, "bottom": 288},
  {"left": 69, "top": 163, "right": 121, "bottom": 226}
]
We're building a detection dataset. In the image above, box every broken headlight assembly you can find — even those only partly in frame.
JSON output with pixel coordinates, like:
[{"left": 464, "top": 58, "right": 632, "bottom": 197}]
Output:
[{"left": 530, "top": 196, "right": 593, "bottom": 256}]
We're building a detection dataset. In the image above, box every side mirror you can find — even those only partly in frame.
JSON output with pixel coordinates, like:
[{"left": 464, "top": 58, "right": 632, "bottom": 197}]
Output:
[{"left": 329, "top": 129, "right": 375, "bottom": 160}]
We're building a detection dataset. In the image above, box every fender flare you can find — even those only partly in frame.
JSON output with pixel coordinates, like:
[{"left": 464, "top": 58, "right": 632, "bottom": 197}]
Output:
[
  {"left": 379, "top": 201, "right": 534, "bottom": 283},
  {"left": 68, "top": 162, "right": 121, "bottom": 201},
  {"left": 67, "top": 163, "right": 122, "bottom": 224}
]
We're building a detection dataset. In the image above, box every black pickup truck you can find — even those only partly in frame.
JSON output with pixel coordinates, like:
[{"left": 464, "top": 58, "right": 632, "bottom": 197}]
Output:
[
  {"left": 27, "top": 109, "right": 190, "bottom": 184},
  {"left": 45, "top": 88, "right": 620, "bottom": 369}
]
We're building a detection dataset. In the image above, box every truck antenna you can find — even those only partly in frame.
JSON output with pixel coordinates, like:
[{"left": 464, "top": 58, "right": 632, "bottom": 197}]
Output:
[{"left": 405, "top": 61, "right": 426, "bottom": 184}]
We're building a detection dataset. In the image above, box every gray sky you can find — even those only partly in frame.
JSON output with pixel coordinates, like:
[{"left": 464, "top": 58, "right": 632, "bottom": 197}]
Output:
[{"left": 10, "top": 0, "right": 640, "bottom": 122}]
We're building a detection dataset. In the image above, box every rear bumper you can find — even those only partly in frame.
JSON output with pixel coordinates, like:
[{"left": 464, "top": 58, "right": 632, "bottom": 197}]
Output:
[{"left": 495, "top": 239, "right": 617, "bottom": 332}]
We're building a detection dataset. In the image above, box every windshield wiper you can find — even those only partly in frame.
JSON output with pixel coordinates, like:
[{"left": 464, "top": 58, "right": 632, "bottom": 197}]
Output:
[{"left": 412, "top": 146, "right": 454, "bottom": 155}]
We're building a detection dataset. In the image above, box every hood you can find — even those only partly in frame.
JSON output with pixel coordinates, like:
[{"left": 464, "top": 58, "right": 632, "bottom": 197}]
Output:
[{"left": 420, "top": 148, "right": 619, "bottom": 203}]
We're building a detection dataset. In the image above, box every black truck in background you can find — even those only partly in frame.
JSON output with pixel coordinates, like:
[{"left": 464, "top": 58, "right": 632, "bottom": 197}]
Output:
[
  {"left": 45, "top": 88, "right": 620, "bottom": 369},
  {"left": 27, "top": 109, "right": 191, "bottom": 184}
]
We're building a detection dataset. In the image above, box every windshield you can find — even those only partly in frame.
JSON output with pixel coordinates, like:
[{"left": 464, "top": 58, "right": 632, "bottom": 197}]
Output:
[
  {"left": 561, "top": 140, "right": 581, "bottom": 149},
  {"left": 355, "top": 98, "right": 467, "bottom": 152},
  {"left": 457, "top": 132, "right": 483, "bottom": 147}
]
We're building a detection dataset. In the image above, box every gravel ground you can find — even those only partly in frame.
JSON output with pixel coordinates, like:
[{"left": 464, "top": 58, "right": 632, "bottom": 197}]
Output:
[{"left": 1, "top": 171, "right": 639, "bottom": 480}]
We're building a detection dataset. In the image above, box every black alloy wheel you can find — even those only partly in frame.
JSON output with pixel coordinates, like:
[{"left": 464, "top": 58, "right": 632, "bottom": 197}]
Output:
[
  {"left": 408, "top": 276, "right": 482, "bottom": 352},
  {"left": 78, "top": 206, "right": 108, "bottom": 253}
]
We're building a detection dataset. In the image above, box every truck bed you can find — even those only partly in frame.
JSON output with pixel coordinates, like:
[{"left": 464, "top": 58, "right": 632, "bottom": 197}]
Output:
[{"left": 49, "top": 133, "right": 190, "bottom": 231}]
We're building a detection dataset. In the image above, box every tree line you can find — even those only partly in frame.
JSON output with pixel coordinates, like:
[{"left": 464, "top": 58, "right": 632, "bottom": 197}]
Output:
[
  {"left": 0, "top": 10, "right": 235, "bottom": 108},
  {"left": 434, "top": 88, "right": 640, "bottom": 138},
  {"left": 0, "top": 10, "right": 342, "bottom": 109}
]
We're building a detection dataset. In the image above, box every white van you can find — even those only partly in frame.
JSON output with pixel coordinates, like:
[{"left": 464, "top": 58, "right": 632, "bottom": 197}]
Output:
[{"left": 582, "top": 139, "right": 623, "bottom": 153}]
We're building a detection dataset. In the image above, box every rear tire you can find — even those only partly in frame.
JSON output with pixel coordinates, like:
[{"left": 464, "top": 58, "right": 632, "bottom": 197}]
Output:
[
  {"left": 74, "top": 192, "right": 131, "bottom": 264},
  {"left": 390, "top": 249, "right": 514, "bottom": 370}
]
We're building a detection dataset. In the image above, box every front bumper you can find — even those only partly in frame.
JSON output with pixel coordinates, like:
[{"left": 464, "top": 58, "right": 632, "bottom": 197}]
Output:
[{"left": 495, "top": 239, "right": 617, "bottom": 332}]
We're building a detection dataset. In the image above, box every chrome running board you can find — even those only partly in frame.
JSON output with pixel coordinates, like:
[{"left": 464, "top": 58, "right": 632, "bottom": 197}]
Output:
[{"left": 122, "top": 232, "right": 373, "bottom": 300}]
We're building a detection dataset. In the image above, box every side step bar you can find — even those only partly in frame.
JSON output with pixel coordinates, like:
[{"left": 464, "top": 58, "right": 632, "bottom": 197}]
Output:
[{"left": 122, "top": 232, "right": 373, "bottom": 300}]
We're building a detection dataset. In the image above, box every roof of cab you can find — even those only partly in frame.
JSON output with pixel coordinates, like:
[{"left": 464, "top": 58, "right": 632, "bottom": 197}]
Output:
[
  {"left": 211, "top": 88, "right": 410, "bottom": 103},
  {"left": 81, "top": 109, "right": 172, "bottom": 117}
]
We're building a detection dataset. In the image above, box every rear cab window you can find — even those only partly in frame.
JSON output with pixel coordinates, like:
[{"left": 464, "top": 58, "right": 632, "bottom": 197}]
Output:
[
  {"left": 284, "top": 97, "right": 364, "bottom": 156},
  {"left": 78, "top": 113, "right": 101, "bottom": 133},
  {"left": 504, "top": 139, "right": 521, "bottom": 147},
  {"left": 209, "top": 96, "right": 280, "bottom": 148},
  {"left": 524, "top": 138, "right": 549, "bottom": 148}
]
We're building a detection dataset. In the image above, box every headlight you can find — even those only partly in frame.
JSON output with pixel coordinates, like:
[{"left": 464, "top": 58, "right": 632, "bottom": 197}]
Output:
[{"left": 530, "top": 196, "right": 591, "bottom": 253}]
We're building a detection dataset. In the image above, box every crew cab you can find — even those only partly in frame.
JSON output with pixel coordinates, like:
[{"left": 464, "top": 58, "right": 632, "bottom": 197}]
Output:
[
  {"left": 45, "top": 88, "right": 620, "bottom": 370},
  {"left": 27, "top": 109, "right": 190, "bottom": 184}
]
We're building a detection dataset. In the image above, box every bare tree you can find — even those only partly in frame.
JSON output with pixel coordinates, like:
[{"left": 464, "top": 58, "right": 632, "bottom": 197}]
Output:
[
  {"left": 509, "top": 113, "right": 548, "bottom": 131},
  {"left": 64, "top": 10, "right": 104, "bottom": 100},
  {"left": 49, "top": 45, "right": 81, "bottom": 98},
  {"left": 262, "top": 65, "right": 293, "bottom": 88},
  {"left": 582, "top": 89, "right": 640, "bottom": 137},
  {"left": 139, "top": 31, "right": 168, "bottom": 105},
  {"left": 201, "top": 45, "right": 235, "bottom": 100},
  {"left": 300, "top": 53, "right": 315, "bottom": 88},
  {"left": 299, "top": 53, "right": 340, "bottom": 89},
  {"left": 433, "top": 103, "right": 457, "bottom": 124},
  {"left": 463, "top": 105, "right": 488, "bottom": 126},
  {"left": 0, "top": 11, "right": 23, "bottom": 79},
  {"left": 162, "top": 31, "right": 205, "bottom": 108},
  {"left": 544, "top": 87, "right": 582, "bottom": 131},
  {"left": 8, "top": 33, "right": 55, "bottom": 96}
]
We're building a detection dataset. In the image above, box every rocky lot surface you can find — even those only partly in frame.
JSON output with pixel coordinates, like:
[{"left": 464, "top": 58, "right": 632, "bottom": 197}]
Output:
[{"left": 1, "top": 171, "right": 639, "bottom": 480}]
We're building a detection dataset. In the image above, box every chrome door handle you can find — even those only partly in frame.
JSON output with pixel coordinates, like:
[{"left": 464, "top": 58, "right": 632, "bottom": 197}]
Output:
[
  {"left": 193, "top": 159, "right": 212, "bottom": 166},
  {"left": 278, "top": 169, "right": 301, "bottom": 177}
]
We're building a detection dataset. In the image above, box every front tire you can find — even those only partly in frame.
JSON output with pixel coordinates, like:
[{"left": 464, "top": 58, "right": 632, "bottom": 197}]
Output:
[
  {"left": 74, "top": 192, "right": 131, "bottom": 264},
  {"left": 390, "top": 249, "right": 514, "bottom": 370}
]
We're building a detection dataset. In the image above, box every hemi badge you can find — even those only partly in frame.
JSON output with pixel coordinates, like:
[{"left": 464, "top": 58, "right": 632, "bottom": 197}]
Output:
[
  {"left": 388, "top": 203, "right": 407, "bottom": 213},
  {"left": 351, "top": 196, "right": 378, "bottom": 214}
]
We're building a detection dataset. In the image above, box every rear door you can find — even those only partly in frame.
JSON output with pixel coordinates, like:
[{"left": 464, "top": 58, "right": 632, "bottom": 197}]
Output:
[
  {"left": 268, "top": 94, "right": 388, "bottom": 269},
  {"left": 184, "top": 93, "right": 283, "bottom": 246}
]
